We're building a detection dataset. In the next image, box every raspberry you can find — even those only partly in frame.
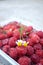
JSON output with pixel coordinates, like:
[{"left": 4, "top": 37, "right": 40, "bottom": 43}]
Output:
[
  {"left": 31, "top": 54, "right": 40, "bottom": 63},
  {"left": 16, "top": 46, "right": 27, "bottom": 57},
  {"left": 40, "top": 39, "right": 43, "bottom": 46},
  {"left": 3, "top": 23, "right": 17, "bottom": 31},
  {"left": 36, "top": 31, "right": 43, "bottom": 38},
  {"left": 7, "top": 31, "right": 13, "bottom": 37},
  {"left": 29, "top": 33, "right": 40, "bottom": 43},
  {"left": 29, "top": 32, "right": 36, "bottom": 38},
  {"left": 15, "top": 23, "right": 20, "bottom": 28},
  {"left": 27, "top": 46, "right": 34, "bottom": 56},
  {"left": 13, "top": 29, "right": 20, "bottom": 39},
  {"left": 18, "top": 56, "right": 31, "bottom": 65},
  {"left": 2, "top": 38, "right": 9, "bottom": 45},
  {"left": 40, "top": 59, "right": 43, "bottom": 65},
  {"left": 26, "top": 26, "right": 33, "bottom": 32},
  {"left": 36, "top": 50, "right": 43, "bottom": 58},
  {"left": 0, "top": 33, "right": 7, "bottom": 39},
  {"left": 27, "top": 39, "right": 34, "bottom": 46},
  {"left": 8, "top": 37, "right": 17, "bottom": 47},
  {"left": 36, "top": 63, "right": 42, "bottom": 65},
  {"left": 2, "top": 45, "right": 10, "bottom": 54},
  {"left": 0, "top": 40, "right": 2, "bottom": 48},
  {"left": 34, "top": 44, "right": 42, "bottom": 51},
  {"left": 9, "top": 48, "right": 17, "bottom": 59},
  {"left": 3, "top": 24, "right": 12, "bottom": 30},
  {"left": 11, "top": 21, "right": 20, "bottom": 29},
  {"left": 0, "top": 28, "right": 3, "bottom": 33}
]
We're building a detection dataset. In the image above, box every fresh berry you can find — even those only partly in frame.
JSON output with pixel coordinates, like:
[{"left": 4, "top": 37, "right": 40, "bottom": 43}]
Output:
[
  {"left": 8, "top": 37, "right": 17, "bottom": 47},
  {"left": 13, "top": 29, "right": 20, "bottom": 39},
  {"left": 36, "top": 31, "right": 43, "bottom": 38},
  {"left": 27, "top": 39, "right": 34, "bottom": 46},
  {"left": 0, "top": 33, "right": 7, "bottom": 39},
  {"left": 9, "top": 48, "right": 17, "bottom": 59},
  {"left": 3, "top": 23, "right": 17, "bottom": 31},
  {"left": 3, "top": 24, "right": 12, "bottom": 30},
  {"left": 18, "top": 56, "right": 31, "bottom": 65},
  {"left": 6, "top": 30, "right": 13, "bottom": 37},
  {"left": 29, "top": 32, "right": 35, "bottom": 38},
  {"left": 36, "top": 63, "right": 42, "bottom": 65},
  {"left": 26, "top": 26, "right": 33, "bottom": 32},
  {"left": 16, "top": 46, "right": 27, "bottom": 57},
  {"left": 40, "top": 59, "right": 43, "bottom": 65},
  {"left": 36, "top": 50, "right": 43, "bottom": 58},
  {"left": 27, "top": 46, "right": 34, "bottom": 56},
  {"left": 40, "top": 39, "right": 43, "bottom": 46},
  {"left": 34, "top": 44, "right": 42, "bottom": 51},
  {"left": 31, "top": 54, "right": 40, "bottom": 63},
  {"left": 2, "top": 45, "right": 10, "bottom": 54},
  {"left": 29, "top": 33, "right": 40, "bottom": 43},
  {"left": 2, "top": 38, "right": 9, "bottom": 45}
]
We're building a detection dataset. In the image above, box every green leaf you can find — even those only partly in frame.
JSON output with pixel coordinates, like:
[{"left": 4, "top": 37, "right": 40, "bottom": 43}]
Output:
[
  {"left": 19, "top": 27, "right": 24, "bottom": 39},
  {"left": 19, "top": 27, "right": 23, "bottom": 33}
]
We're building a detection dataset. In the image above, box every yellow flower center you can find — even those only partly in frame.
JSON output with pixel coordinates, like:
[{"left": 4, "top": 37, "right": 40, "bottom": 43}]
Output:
[
  {"left": 17, "top": 42, "right": 22, "bottom": 46},
  {"left": 23, "top": 42, "right": 28, "bottom": 47}
]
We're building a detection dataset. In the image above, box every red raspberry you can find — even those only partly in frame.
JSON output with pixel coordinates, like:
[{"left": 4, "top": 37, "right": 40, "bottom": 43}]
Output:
[
  {"left": 0, "top": 28, "right": 3, "bottom": 33},
  {"left": 0, "top": 33, "right": 7, "bottom": 39},
  {"left": 40, "top": 59, "right": 43, "bottom": 65},
  {"left": 13, "top": 29, "right": 20, "bottom": 39},
  {"left": 36, "top": 50, "right": 43, "bottom": 58},
  {"left": 2, "top": 38, "right": 9, "bottom": 45},
  {"left": 3, "top": 24, "right": 11, "bottom": 30},
  {"left": 34, "top": 44, "right": 42, "bottom": 51},
  {"left": 10, "top": 24, "right": 17, "bottom": 30},
  {"left": 26, "top": 26, "right": 33, "bottom": 32},
  {"left": 15, "top": 23, "right": 20, "bottom": 28},
  {"left": 27, "top": 39, "right": 34, "bottom": 46},
  {"left": 11, "top": 21, "right": 20, "bottom": 28},
  {"left": 36, "top": 31, "right": 43, "bottom": 38},
  {"left": 16, "top": 46, "right": 27, "bottom": 57},
  {"left": 7, "top": 30, "right": 13, "bottom": 37},
  {"left": 3, "top": 23, "right": 17, "bottom": 30},
  {"left": 18, "top": 56, "right": 31, "bottom": 65},
  {"left": 27, "top": 46, "right": 34, "bottom": 56},
  {"left": 8, "top": 37, "right": 17, "bottom": 47},
  {"left": 0, "top": 40, "right": 2, "bottom": 48},
  {"left": 9, "top": 48, "right": 17, "bottom": 59},
  {"left": 36, "top": 63, "right": 42, "bottom": 65},
  {"left": 29, "top": 32, "right": 35, "bottom": 38},
  {"left": 31, "top": 54, "right": 40, "bottom": 63},
  {"left": 2, "top": 45, "right": 10, "bottom": 54},
  {"left": 29, "top": 33, "right": 40, "bottom": 43},
  {"left": 40, "top": 39, "right": 43, "bottom": 46}
]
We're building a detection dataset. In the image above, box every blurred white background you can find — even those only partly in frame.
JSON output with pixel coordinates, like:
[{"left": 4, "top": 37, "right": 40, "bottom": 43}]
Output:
[{"left": 0, "top": 0, "right": 43, "bottom": 30}]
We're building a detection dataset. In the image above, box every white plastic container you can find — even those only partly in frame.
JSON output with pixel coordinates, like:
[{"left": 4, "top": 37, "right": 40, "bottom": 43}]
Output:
[
  {"left": 0, "top": 18, "right": 43, "bottom": 65},
  {"left": 0, "top": 50, "right": 19, "bottom": 65}
]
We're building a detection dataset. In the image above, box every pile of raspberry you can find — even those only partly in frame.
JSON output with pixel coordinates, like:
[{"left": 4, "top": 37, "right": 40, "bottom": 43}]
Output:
[{"left": 0, "top": 22, "right": 43, "bottom": 65}]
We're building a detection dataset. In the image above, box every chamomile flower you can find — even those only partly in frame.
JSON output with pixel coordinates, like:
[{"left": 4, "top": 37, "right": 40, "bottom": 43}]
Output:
[
  {"left": 16, "top": 40, "right": 28, "bottom": 47},
  {"left": 23, "top": 41, "right": 28, "bottom": 47},
  {"left": 16, "top": 40, "right": 23, "bottom": 46}
]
